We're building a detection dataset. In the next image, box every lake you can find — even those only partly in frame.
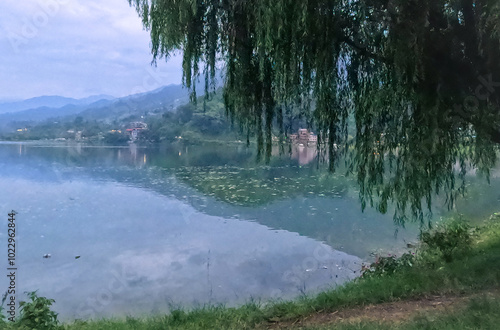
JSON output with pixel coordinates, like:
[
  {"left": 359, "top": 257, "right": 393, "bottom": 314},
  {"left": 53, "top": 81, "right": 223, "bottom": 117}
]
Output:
[{"left": 0, "top": 142, "right": 498, "bottom": 320}]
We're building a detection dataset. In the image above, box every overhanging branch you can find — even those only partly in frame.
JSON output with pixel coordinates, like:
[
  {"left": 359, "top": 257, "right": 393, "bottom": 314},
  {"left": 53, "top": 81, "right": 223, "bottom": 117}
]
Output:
[{"left": 341, "top": 37, "right": 390, "bottom": 64}]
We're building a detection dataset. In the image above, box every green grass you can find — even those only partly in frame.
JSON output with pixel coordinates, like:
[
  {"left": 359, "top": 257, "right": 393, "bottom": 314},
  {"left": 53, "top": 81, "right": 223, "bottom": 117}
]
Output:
[
  {"left": 303, "top": 296, "right": 500, "bottom": 329},
  {"left": 2, "top": 214, "right": 500, "bottom": 329}
]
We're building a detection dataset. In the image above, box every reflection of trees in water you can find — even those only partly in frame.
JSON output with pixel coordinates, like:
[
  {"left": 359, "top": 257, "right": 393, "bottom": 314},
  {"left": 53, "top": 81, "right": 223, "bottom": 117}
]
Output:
[
  {"left": 173, "top": 163, "right": 352, "bottom": 207},
  {"left": 0, "top": 143, "right": 355, "bottom": 213},
  {"left": 5, "top": 143, "right": 498, "bottom": 251},
  {"left": 0, "top": 143, "right": 418, "bottom": 256}
]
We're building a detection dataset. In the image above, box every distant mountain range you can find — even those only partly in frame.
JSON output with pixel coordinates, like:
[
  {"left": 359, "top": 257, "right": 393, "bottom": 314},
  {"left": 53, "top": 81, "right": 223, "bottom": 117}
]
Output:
[
  {"left": 76, "top": 84, "right": 192, "bottom": 121},
  {"left": 0, "top": 68, "right": 226, "bottom": 136},
  {"left": 0, "top": 84, "right": 203, "bottom": 130},
  {"left": 0, "top": 94, "right": 116, "bottom": 114}
]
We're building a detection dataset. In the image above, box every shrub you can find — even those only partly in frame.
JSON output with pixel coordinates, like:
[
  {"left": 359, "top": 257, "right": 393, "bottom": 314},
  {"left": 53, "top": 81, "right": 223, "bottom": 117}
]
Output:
[
  {"left": 0, "top": 291, "right": 7, "bottom": 325},
  {"left": 103, "top": 132, "right": 130, "bottom": 145},
  {"left": 362, "top": 252, "right": 416, "bottom": 277},
  {"left": 18, "top": 291, "right": 61, "bottom": 330},
  {"left": 420, "top": 218, "right": 472, "bottom": 263},
  {"left": 363, "top": 217, "right": 474, "bottom": 277}
]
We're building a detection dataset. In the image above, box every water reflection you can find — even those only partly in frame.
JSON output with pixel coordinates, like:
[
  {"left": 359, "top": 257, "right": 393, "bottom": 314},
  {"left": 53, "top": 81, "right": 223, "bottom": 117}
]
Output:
[
  {"left": 2, "top": 141, "right": 493, "bottom": 320},
  {"left": 0, "top": 142, "right": 417, "bottom": 257},
  {"left": 0, "top": 175, "right": 361, "bottom": 320},
  {"left": 291, "top": 144, "right": 317, "bottom": 166}
]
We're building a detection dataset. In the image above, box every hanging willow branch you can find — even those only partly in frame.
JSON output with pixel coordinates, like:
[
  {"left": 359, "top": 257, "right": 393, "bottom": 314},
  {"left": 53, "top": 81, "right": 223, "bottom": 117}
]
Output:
[{"left": 129, "top": 0, "right": 500, "bottom": 223}]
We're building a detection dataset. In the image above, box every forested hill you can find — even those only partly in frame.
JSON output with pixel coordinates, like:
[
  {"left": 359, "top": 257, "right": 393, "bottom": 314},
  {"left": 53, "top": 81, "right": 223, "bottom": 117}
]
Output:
[{"left": 0, "top": 88, "right": 249, "bottom": 144}]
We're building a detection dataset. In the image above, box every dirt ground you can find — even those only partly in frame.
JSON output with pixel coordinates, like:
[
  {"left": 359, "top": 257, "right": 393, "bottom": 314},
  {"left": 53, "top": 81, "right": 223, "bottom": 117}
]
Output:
[{"left": 265, "top": 289, "right": 499, "bottom": 329}]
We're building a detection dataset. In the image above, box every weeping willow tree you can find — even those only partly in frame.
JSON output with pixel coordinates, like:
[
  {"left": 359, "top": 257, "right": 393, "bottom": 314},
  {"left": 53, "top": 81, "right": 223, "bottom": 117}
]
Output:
[{"left": 128, "top": 0, "right": 500, "bottom": 224}]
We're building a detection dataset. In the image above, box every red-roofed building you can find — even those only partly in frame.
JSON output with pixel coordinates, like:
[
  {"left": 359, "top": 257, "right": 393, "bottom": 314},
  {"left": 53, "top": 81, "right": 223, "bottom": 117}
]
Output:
[{"left": 126, "top": 122, "right": 148, "bottom": 141}]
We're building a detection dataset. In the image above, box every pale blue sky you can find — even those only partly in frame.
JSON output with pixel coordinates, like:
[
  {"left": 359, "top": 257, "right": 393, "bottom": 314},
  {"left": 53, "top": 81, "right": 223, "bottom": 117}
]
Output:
[{"left": 0, "top": 0, "right": 184, "bottom": 101}]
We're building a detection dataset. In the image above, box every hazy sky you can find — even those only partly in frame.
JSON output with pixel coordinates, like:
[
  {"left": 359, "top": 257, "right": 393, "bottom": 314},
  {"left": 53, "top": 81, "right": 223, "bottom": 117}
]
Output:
[{"left": 0, "top": 0, "right": 184, "bottom": 101}]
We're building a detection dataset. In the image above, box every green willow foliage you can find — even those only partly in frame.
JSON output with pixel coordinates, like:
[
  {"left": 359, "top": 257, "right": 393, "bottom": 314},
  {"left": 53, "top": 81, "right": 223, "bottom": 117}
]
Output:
[{"left": 129, "top": 0, "right": 500, "bottom": 223}]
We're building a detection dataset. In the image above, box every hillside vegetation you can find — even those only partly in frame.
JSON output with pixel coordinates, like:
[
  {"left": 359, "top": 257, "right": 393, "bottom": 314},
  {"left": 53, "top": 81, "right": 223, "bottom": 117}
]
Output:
[{"left": 0, "top": 90, "right": 246, "bottom": 145}]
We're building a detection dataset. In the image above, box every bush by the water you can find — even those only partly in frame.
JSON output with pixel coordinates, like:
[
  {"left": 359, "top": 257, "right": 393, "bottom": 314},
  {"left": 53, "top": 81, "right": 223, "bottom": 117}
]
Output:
[
  {"left": 362, "top": 217, "right": 473, "bottom": 277},
  {"left": 0, "top": 291, "right": 61, "bottom": 330},
  {"left": 419, "top": 218, "right": 472, "bottom": 263}
]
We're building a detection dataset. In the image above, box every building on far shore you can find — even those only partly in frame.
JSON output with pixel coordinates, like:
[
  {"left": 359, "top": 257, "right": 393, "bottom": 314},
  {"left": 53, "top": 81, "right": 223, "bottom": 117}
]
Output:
[
  {"left": 289, "top": 128, "right": 317, "bottom": 146},
  {"left": 308, "top": 133, "right": 318, "bottom": 144},
  {"left": 126, "top": 122, "right": 148, "bottom": 141}
]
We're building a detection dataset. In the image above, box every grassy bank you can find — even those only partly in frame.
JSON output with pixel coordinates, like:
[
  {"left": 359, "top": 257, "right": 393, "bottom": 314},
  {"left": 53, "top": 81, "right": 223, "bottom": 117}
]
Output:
[
  {"left": 300, "top": 295, "right": 500, "bottom": 329},
  {"left": 3, "top": 214, "right": 500, "bottom": 329}
]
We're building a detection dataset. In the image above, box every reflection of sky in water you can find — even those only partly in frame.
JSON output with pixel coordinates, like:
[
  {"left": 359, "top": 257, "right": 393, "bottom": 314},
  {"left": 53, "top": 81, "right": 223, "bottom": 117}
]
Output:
[
  {"left": 1, "top": 179, "right": 361, "bottom": 320},
  {"left": 1, "top": 142, "right": 497, "bottom": 320},
  {"left": 0, "top": 144, "right": 362, "bottom": 320}
]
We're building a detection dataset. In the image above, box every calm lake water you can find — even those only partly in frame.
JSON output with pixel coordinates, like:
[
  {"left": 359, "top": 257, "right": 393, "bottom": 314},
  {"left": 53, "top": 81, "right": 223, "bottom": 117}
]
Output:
[{"left": 0, "top": 142, "right": 498, "bottom": 320}]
